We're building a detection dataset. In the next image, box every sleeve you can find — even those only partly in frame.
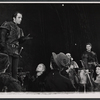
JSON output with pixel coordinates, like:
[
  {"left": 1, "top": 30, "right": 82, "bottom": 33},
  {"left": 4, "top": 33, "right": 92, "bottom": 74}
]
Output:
[
  {"left": 0, "top": 29, "right": 8, "bottom": 47},
  {"left": 20, "top": 28, "right": 24, "bottom": 37},
  {"left": 18, "top": 37, "right": 25, "bottom": 44},
  {"left": 18, "top": 29, "right": 25, "bottom": 44},
  {"left": 82, "top": 53, "right": 88, "bottom": 60},
  {"left": 82, "top": 52, "right": 88, "bottom": 63},
  {"left": 95, "top": 54, "right": 98, "bottom": 63},
  {"left": 19, "top": 28, "right": 31, "bottom": 44},
  {"left": 0, "top": 21, "right": 10, "bottom": 47},
  {"left": 91, "top": 51, "right": 98, "bottom": 63},
  {"left": 93, "top": 52, "right": 98, "bottom": 63},
  {"left": 0, "top": 21, "right": 11, "bottom": 31},
  {"left": 73, "top": 61, "right": 79, "bottom": 68}
]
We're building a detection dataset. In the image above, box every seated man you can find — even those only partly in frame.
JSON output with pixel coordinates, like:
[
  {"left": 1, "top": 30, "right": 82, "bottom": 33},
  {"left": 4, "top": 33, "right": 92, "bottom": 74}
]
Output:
[
  {"left": 45, "top": 52, "right": 76, "bottom": 92},
  {"left": 31, "top": 63, "right": 47, "bottom": 91},
  {"left": 65, "top": 53, "right": 79, "bottom": 89},
  {"left": 0, "top": 53, "right": 22, "bottom": 92},
  {"left": 66, "top": 53, "right": 79, "bottom": 72}
]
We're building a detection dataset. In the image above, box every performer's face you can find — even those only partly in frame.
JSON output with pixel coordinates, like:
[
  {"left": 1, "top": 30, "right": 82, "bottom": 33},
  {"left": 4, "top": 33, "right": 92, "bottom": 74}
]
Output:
[
  {"left": 13, "top": 13, "right": 22, "bottom": 24},
  {"left": 86, "top": 45, "right": 92, "bottom": 51},
  {"left": 36, "top": 64, "right": 45, "bottom": 72},
  {"left": 66, "top": 53, "right": 71, "bottom": 59},
  {"left": 96, "top": 67, "right": 100, "bottom": 75}
]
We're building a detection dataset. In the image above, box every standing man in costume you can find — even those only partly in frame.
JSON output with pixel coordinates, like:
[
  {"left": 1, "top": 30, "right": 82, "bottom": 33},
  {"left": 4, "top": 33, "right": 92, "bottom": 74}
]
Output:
[
  {"left": 0, "top": 11, "right": 31, "bottom": 79},
  {"left": 82, "top": 43, "right": 98, "bottom": 80},
  {"left": 45, "top": 52, "right": 76, "bottom": 91}
]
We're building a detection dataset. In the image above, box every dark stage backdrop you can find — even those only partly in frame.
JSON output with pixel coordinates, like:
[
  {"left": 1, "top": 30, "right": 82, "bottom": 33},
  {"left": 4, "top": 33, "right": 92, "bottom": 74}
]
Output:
[{"left": 0, "top": 3, "right": 100, "bottom": 75}]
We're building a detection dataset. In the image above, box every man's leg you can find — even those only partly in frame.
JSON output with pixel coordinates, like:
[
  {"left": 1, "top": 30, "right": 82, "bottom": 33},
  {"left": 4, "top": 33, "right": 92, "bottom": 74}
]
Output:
[
  {"left": 6, "top": 55, "right": 12, "bottom": 75},
  {"left": 12, "top": 56, "right": 19, "bottom": 79}
]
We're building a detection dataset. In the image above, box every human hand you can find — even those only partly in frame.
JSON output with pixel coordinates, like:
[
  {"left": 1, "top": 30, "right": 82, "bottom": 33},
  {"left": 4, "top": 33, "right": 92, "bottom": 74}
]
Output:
[{"left": 24, "top": 34, "right": 33, "bottom": 40}]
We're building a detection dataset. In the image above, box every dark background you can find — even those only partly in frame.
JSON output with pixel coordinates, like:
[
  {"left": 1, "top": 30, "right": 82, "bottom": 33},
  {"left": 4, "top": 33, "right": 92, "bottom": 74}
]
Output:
[{"left": 0, "top": 3, "right": 100, "bottom": 75}]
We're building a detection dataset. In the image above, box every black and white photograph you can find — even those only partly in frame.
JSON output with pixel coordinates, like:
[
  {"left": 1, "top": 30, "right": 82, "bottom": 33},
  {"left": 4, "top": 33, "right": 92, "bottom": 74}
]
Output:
[{"left": 0, "top": 3, "right": 100, "bottom": 97}]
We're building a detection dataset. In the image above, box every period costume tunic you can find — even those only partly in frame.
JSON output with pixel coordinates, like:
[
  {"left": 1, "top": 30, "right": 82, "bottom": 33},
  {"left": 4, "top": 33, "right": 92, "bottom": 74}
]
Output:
[{"left": 0, "top": 21, "right": 24, "bottom": 57}]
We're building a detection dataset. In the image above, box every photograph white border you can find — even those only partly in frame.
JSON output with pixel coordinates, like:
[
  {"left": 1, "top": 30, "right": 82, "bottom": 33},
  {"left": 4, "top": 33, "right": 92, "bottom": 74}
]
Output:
[{"left": 0, "top": 1, "right": 99, "bottom": 98}]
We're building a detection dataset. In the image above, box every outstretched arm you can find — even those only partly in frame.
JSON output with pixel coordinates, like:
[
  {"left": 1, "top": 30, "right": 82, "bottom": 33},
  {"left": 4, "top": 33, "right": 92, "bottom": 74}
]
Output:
[{"left": 18, "top": 34, "right": 33, "bottom": 44}]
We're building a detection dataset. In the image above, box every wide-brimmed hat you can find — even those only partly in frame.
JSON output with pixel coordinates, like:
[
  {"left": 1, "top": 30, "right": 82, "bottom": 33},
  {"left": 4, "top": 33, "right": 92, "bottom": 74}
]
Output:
[
  {"left": 0, "top": 53, "right": 9, "bottom": 71},
  {"left": 52, "top": 52, "right": 70, "bottom": 68}
]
